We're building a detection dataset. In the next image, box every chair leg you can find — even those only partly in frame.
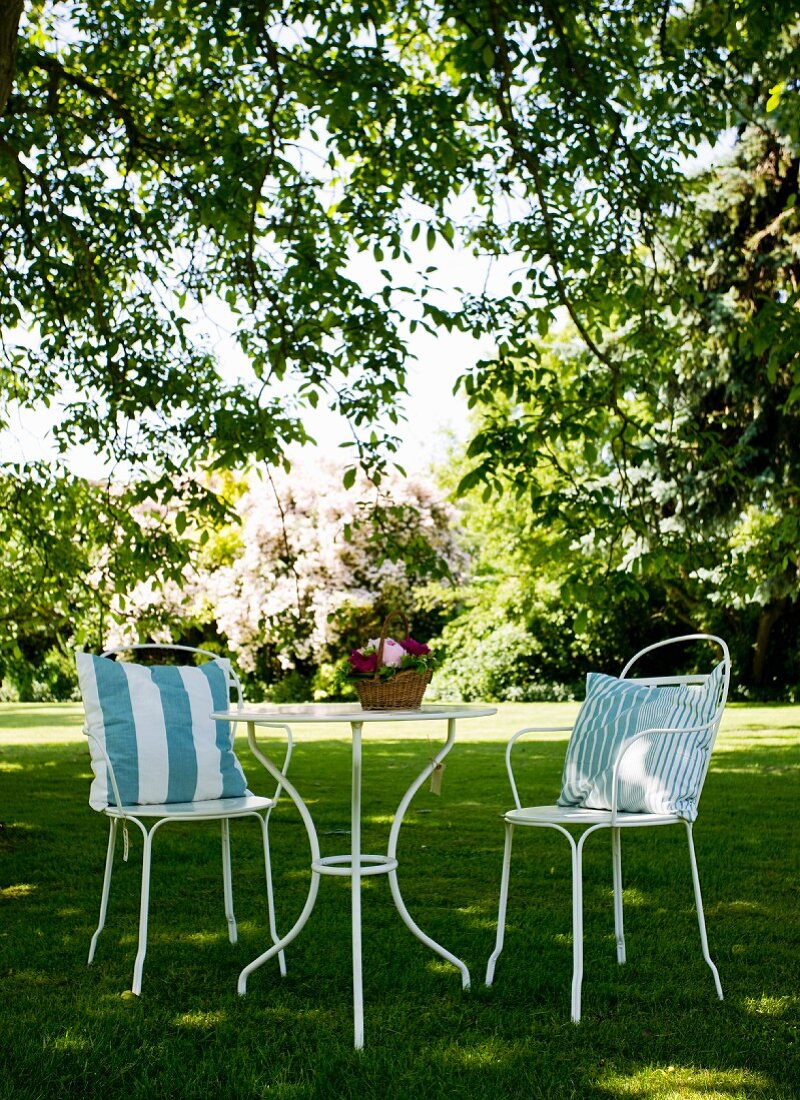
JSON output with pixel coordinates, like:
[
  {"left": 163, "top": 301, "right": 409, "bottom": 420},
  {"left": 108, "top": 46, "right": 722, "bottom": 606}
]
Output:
[
  {"left": 88, "top": 819, "right": 118, "bottom": 965},
  {"left": 221, "top": 819, "right": 237, "bottom": 944},
  {"left": 571, "top": 832, "right": 587, "bottom": 1024},
  {"left": 260, "top": 813, "right": 287, "bottom": 976},
  {"left": 685, "top": 822, "right": 723, "bottom": 999},
  {"left": 131, "top": 826, "right": 155, "bottom": 996},
  {"left": 485, "top": 821, "right": 515, "bottom": 986},
  {"left": 611, "top": 827, "right": 626, "bottom": 964}
]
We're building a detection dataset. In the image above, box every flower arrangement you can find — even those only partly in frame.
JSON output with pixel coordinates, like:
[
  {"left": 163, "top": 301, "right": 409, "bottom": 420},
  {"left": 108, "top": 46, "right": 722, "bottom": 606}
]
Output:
[
  {"left": 347, "top": 633, "right": 439, "bottom": 682},
  {"left": 346, "top": 610, "right": 438, "bottom": 710}
]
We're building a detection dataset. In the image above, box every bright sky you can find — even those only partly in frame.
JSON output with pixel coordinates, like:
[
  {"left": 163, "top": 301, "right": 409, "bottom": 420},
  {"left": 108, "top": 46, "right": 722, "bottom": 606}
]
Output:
[{"left": 0, "top": 239, "right": 512, "bottom": 479}]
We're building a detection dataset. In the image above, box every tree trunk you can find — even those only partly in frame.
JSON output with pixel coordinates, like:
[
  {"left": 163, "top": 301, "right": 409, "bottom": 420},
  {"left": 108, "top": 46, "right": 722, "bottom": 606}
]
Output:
[
  {"left": 0, "top": 1, "right": 24, "bottom": 116},
  {"left": 752, "top": 598, "right": 786, "bottom": 686}
]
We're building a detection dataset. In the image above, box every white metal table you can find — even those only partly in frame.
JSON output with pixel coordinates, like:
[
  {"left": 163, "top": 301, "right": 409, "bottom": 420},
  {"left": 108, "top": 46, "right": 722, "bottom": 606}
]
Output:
[{"left": 212, "top": 703, "right": 496, "bottom": 1048}]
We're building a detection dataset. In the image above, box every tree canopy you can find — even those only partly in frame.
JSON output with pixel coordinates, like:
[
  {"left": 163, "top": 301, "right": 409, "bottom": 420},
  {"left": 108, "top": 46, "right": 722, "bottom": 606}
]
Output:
[{"left": 2, "top": 1, "right": 795, "bottom": 486}]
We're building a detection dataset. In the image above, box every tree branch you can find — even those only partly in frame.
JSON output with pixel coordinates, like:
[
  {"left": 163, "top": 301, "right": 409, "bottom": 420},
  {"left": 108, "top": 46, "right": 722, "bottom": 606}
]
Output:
[
  {"left": 486, "top": 3, "right": 614, "bottom": 370},
  {"left": 246, "top": 32, "right": 285, "bottom": 302},
  {"left": 0, "top": 0, "right": 23, "bottom": 116},
  {"left": 33, "top": 51, "right": 168, "bottom": 159}
]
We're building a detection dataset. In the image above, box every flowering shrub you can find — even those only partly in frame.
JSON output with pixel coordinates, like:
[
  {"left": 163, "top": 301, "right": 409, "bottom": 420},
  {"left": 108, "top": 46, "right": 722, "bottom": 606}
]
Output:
[
  {"left": 105, "top": 459, "right": 463, "bottom": 699},
  {"left": 346, "top": 632, "right": 439, "bottom": 682}
]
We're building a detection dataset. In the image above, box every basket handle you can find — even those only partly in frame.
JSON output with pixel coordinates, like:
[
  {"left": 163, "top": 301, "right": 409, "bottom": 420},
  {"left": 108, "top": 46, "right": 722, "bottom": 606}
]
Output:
[{"left": 373, "top": 610, "right": 411, "bottom": 680}]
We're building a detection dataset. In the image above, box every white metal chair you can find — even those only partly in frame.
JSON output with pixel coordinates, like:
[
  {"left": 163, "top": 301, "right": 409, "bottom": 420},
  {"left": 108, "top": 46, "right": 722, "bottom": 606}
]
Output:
[
  {"left": 77, "top": 644, "right": 291, "bottom": 995},
  {"left": 485, "top": 634, "right": 730, "bottom": 1022}
]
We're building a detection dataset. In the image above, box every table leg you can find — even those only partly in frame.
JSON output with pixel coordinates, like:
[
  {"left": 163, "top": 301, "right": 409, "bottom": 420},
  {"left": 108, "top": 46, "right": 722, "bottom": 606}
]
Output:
[
  {"left": 386, "top": 718, "right": 471, "bottom": 989},
  {"left": 238, "top": 723, "right": 322, "bottom": 994},
  {"left": 351, "top": 720, "right": 364, "bottom": 1050}
]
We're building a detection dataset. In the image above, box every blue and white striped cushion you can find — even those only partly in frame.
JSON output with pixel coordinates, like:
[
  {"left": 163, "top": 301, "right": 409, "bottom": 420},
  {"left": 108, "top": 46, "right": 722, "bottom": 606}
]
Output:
[
  {"left": 77, "top": 652, "right": 248, "bottom": 810},
  {"left": 557, "top": 661, "right": 724, "bottom": 821}
]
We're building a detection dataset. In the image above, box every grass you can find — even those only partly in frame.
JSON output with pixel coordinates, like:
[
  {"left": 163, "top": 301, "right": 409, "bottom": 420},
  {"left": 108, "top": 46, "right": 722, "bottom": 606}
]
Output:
[{"left": 0, "top": 702, "right": 798, "bottom": 1099}]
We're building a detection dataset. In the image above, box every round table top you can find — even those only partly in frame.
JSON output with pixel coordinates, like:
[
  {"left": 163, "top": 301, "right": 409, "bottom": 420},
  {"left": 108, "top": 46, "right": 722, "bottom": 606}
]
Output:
[{"left": 213, "top": 703, "right": 497, "bottom": 725}]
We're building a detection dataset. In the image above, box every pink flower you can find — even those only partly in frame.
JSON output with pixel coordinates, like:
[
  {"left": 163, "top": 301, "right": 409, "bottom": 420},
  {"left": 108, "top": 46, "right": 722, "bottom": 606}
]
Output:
[
  {"left": 348, "top": 649, "right": 377, "bottom": 675},
  {"left": 400, "top": 636, "right": 430, "bottom": 657},
  {"left": 367, "top": 637, "right": 406, "bottom": 667}
]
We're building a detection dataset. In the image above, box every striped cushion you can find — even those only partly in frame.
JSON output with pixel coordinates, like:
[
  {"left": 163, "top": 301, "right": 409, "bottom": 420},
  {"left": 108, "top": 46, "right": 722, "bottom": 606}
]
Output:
[
  {"left": 77, "top": 652, "right": 248, "bottom": 810},
  {"left": 557, "top": 661, "right": 725, "bottom": 821}
]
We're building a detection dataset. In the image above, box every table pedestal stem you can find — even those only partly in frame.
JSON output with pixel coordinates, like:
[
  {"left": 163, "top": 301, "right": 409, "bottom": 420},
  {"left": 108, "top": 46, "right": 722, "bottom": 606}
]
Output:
[{"left": 351, "top": 721, "right": 364, "bottom": 1049}]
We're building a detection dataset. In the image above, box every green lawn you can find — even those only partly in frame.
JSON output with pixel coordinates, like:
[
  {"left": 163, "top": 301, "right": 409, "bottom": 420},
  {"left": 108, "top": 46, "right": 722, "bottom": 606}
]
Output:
[{"left": 0, "top": 703, "right": 798, "bottom": 1099}]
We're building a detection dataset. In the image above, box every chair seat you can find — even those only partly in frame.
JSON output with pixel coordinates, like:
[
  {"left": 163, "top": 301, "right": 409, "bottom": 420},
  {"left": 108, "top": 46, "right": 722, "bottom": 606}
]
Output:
[
  {"left": 505, "top": 804, "right": 681, "bottom": 828},
  {"left": 105, "top": 793, "right": 275, "bottom": 820}
]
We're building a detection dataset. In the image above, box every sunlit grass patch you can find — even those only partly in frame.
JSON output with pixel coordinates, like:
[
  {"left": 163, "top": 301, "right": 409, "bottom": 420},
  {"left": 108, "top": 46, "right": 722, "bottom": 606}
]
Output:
[
  {"left": 172, "top": 1010, "right": 228, "bottom": 1029},
  {"left": 184, "top": 931, "right": 228, "bottom": 947},
  {"left": 744, "top": 994, "right": 797, "bottom": 1018},
  {"left": 1, "top": 883, "right": 37, "bottom": 899},
  {"left": 599, "top": 1063, "right": 773, "bottom": 1098},
  {"left": 620, "top": 886, "right": 648, "bottom": 907},
  {"left": 3, "top": 968, "right": 52, "bottom": 986},
  {"left": 47, "top": 1030, "right": 93, "bottom": 1053},
  {"left": 718, "top": 899, "right": 763, "bottom": 914},
  {"left": 443, "top": 1036, "right": 519, "bottom": 1068}
]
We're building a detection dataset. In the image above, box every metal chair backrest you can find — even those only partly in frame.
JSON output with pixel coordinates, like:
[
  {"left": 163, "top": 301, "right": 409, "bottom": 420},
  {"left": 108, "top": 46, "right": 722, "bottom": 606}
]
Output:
[{"left": 619, "top": 633, "right": 731, "bottom": 762}]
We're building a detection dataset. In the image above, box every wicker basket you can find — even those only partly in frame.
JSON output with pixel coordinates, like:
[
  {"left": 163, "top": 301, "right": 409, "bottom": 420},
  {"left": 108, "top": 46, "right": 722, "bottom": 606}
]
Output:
[{"left": 354, "top": 611, "right": 432, "bottom": 711}]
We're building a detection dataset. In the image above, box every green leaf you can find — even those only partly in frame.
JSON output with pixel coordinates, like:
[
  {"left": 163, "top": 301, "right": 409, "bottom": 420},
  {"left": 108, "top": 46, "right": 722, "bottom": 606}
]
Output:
[{"left": 766, "top": 80, "right": 785, "bottom": 112}]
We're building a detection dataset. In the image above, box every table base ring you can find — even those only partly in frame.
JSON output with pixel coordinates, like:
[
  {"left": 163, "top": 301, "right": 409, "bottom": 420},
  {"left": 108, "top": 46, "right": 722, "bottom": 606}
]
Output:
[{"left": 313, "top": 854, "right": 398, "bottom": 877}]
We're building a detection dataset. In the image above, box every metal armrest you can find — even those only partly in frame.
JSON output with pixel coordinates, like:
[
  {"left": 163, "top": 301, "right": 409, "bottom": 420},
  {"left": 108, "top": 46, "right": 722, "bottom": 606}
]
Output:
[
  {"left": 506, "top": 726, "right": 574, "bottom": 811},
  {"left": 240, "top": 720, "right": 293, "bottom": 807},
  {"left": 84, "top": 726, "right": 127, "bottom": 817}
]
